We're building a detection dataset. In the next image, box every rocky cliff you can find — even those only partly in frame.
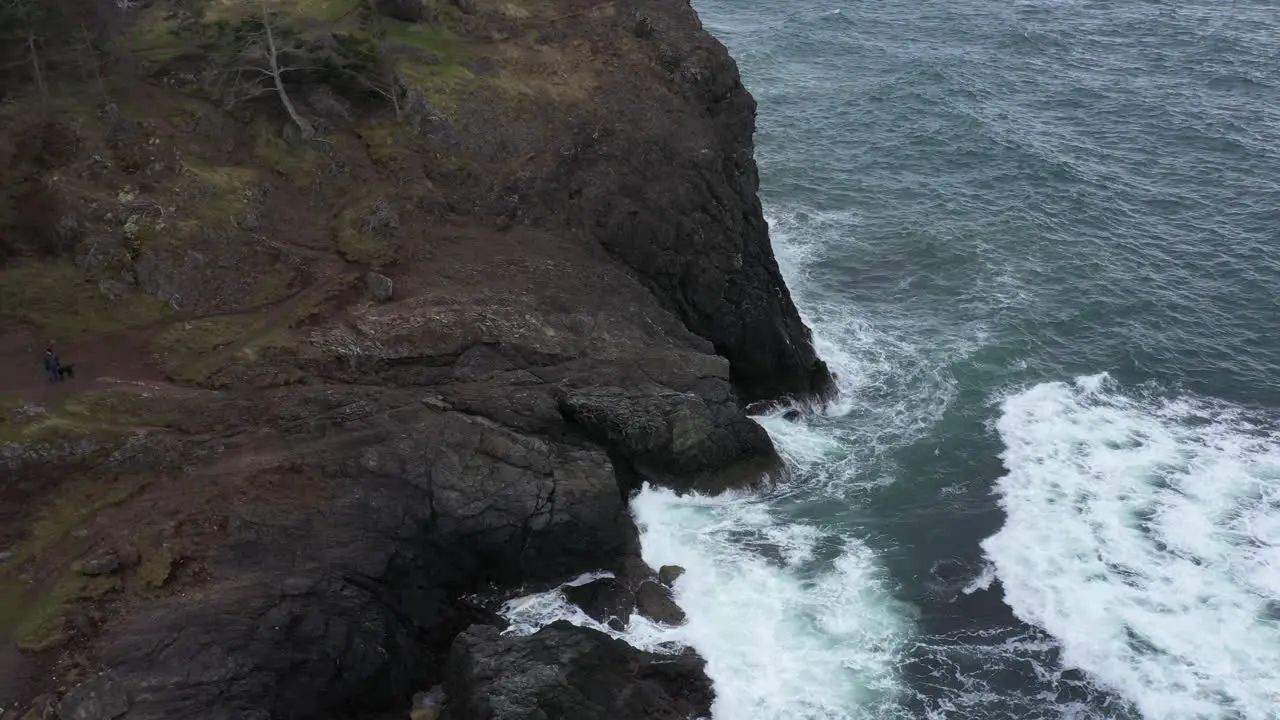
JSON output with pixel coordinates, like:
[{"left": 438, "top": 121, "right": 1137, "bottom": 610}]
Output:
[{"left": 0, "top": 0, "right": 832, "bottom": 718}]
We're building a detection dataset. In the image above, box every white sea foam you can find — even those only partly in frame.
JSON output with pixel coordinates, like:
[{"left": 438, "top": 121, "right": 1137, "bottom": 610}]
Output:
[
  {"left": 633, "top": 485, "right": 913, "bottom": 720},
  {"left": 984, "top": 373, "right": 1280, "bottom": 719},
  {"left": 765, "top": 208, "right": 975, "bottom": 452},
  {"left": 498, "top": 571, "right": 685, "bottom": 654}
]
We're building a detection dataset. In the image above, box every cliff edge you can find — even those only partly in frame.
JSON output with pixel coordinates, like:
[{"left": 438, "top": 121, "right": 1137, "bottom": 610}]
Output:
[{"left": 0, "top": 0, "right": 832, "bottom": 717}]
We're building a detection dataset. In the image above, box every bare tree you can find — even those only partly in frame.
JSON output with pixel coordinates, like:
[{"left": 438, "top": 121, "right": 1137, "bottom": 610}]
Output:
[
  {"left": 257, "top": 1, "right": 313, "bottom": 138},
  {"left": 358, "top": 0, "right": 402, "bottom": 118},
  {"left": 2, "top": 0, "right": 48, "bottom": 102},
  {"left": 220, "top": 1, "right": 315, "bottom": 139}
]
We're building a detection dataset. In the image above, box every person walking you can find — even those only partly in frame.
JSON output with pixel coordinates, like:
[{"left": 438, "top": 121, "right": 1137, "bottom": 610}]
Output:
[{"left": 44, "top": 345, "right": 60, "bottom": 383}]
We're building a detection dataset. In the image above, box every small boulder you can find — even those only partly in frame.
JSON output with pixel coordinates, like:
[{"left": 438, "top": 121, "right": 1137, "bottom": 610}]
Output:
[
  {"left": 629, "top": 12, "right": 655, "bottom": 39},
  {"left": 635, "top": 581, "right": 685, "bottom": 625},
  {"left": 74, "top": 553, "right": 122, "bottom": 577},
  {"left": 446, "top": 623, "right": 712, "bottom": 720},
  {"left": 98, "top": 279, "right": 129, "bottom": 302},
  {"left": 366, "top": 271, "right": 394, "bottom": 302},
  {"left": 657, "top": 565, "right": 685, "bottom": 587},
  {"left": 58, "top": 675, "right": 128, "bottom": 720},
  {"left": 562, "top": 577, "right": 633, "bottom": 630}
]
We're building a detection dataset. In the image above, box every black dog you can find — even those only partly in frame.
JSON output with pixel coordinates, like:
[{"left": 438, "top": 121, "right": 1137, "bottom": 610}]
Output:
[{"left": 57, "top": 364, "right": 75, "bottom": 380}]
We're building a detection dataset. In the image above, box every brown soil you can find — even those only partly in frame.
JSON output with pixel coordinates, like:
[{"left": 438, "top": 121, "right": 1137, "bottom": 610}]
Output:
[{"left": 0, "top": 323, "right": 168, "bottom": 404}]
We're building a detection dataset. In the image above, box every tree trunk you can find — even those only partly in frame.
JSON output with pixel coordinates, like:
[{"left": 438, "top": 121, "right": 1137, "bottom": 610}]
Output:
[
  {"left": 261, "top": 2, "right": 313, "bottom": 140},
  {"left": 26, "top": 32, "right": 46, "bottom": 102}
]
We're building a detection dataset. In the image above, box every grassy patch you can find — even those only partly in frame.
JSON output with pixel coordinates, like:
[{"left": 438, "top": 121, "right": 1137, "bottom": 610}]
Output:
[
  {"left": 252, "top": 122, "right": 323, "bottom": 185},
  {"left": 289, "top": 0, "right": 361, "bottom": 22},
  {"left": 175, "top": 163, "right": 259, "bottom": 239},
  {"left": 482, "top": 42, "right": 597, "bottom": 107},
  {"left": 10, "top": 574, "right": 121, "bottom": 652},
  {"left": 137, "top": 544, "right": 176, "bottom": 589},
  {"left": 13, "top": 477, "right": 150, "bottom": 567},
  {"left": 202, "top": 0, "right": 359, "bottom": 23},
  {"left": 356, "top": 118, "right": 419, "bottom": 167},
  {"left": 0, "top": 391, "right": 159, "bottom": 444},
  {"left": 152, "top": 315, "right": 259, "bottom": 381},
  {"left": 384, "top": 20, "right": 464, "bottom": 57},
  {"left": 119, "top": 7, "right": 184, "bottom": 61},
  {"left": 60, "top": 391, "right": 182, "bottom": 429},
  {"left": 249, "top": 266, "right": 302, "bottom": 307},
  {"left": 334, "top": 197, "right": 395, "bottom": 267},
  {"left": 386, "top": 23, "right": 479, "bottom": 112},
  {"left": 0, "top": 261, "right": 173, "bottom": 338}
]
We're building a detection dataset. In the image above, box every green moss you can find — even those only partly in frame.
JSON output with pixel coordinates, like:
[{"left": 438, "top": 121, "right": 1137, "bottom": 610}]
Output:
[
  {"left": 397, "top": 61, "right": 476, "bottom": 113},
  {"left": 249, "top": 267, "right": 301, "bottom": 307},
  {"left": 152, "top": 315, "right": 258, "bottom": 382},
  {"left": 12, "top": 574, "right": 120, "bottom": 652},
  {"left": 0, "top": 475, "right": 141, "bottom": 648},
  {"left": 335, "top": 198, "right": 394, "bottom": 267},
  {"left": 384, "top": 20, "right": 464, "bottom": 56},
  {"left": 356, "top": 119, "right": 419, "bottom": 167},
  {"left": 175, "top": 163, "right": 259, "bottom": 239},
  {"left": 0, "top": 390, "right": 168, "bottom": 444},
  {"left": 384, "top": 23, "right": 478, "bottom": 112},
  {"left": 119, "top": 10, "right": 184, "bottom": 61},
  {"left": 0, "top": 261, "right": 173, "bottom": 338},
  {"left": 252, "top": 122, "right": 323, "bottom": 185},
  {"left": 137, "top": 544, "right": 175, "bottom": 589},
  {"left": 289, "top": 0, "right": 361, "bottom": 22},
  {"left": 16, "top": 478, "right": 149, "bottom": 567},
  {"left": 60, "top": 391, "right": 181, "bottom": 429}
]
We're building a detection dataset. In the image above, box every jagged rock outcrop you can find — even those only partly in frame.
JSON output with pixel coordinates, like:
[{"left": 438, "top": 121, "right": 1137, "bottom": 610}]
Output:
[
  {"left": 445, "top": 623, "right": 713, "bottom": 720},
  {"left": 0, "top": 0, "right": 833, "bottom": 716}
]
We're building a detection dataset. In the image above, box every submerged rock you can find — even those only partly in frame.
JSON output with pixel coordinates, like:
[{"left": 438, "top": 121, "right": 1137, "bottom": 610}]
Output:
[
  {"left": 657, "top": 565, "right": 685, "bottom": 587},
  {"left": 635, "top": 581, "right": 686, "bottom": 625},
  {"left": 563, "top": 577, "right": 634, "bottom": 630}
]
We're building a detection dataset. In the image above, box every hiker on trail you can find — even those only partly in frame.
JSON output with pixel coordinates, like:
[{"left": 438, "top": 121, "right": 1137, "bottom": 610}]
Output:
[{"left": 44, "top": 346, "right": 60, "bottom": 383}]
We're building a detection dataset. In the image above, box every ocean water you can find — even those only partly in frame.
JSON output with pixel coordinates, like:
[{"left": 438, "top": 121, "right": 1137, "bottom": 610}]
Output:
[{"left": 506, "top": 0, "right": 1280, "bottom": 717}]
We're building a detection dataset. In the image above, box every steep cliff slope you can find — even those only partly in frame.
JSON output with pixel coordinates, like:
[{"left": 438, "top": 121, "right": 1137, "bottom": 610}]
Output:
[{"left": 0, "top": 0, "right": 832, "bottom": 717}]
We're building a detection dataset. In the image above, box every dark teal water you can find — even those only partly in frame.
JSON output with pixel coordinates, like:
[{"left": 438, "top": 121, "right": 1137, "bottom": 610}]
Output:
[{"left": 634, "top": 2, "right": 1280, "bottom": 719}]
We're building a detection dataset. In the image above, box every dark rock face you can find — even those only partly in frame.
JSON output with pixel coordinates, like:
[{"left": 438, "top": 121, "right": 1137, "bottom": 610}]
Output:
[
  {"left": 635, "top": 581, "right": 686, "bottom": 626},
  {"left": 561, "top": 0, "right": 836, "bottom": 407},
  {"left": 4, "top": 0, "right": 833, "bottom": 716},
  {"left": 559, "top": 384, "right": 779, "bottom": 494},
  {"left": 373, "top": 0, "right": 427, "bottom": 22},
  {"left": 563, "top": 577, "right": 634, "bottom": 630},
  {"left": 658, "top": 565, "right": 686, "bottom": 587},
  {"left": 58, "top": 675, "right": 129, "bottom": 720},
  {"left": 92, "top": 396, "right": 638, "bottom": 719},
  {"left": 445, "top": 623, "right": 713, "bottom": 720}
]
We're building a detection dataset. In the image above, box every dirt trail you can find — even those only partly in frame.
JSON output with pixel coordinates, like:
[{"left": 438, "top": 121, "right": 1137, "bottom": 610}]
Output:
[{"left": 0, "top": 323, "right": 170, "bottom": 406}]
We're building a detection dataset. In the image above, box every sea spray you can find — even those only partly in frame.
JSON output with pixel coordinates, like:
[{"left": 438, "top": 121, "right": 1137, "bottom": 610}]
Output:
[
  {"left": 632, "top": 485, "right": 913, "bottom": 720},
  {"left": 984, "top": 373, "right": 1280, "bottom": 719},
  {"left": 499, "top": 572, "right": 685, "bottom": 655}
]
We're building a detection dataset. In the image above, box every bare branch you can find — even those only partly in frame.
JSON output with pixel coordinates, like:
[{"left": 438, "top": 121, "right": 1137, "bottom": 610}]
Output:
[{"left": 259, "top": 0, "right": 313, "bottom": 139}]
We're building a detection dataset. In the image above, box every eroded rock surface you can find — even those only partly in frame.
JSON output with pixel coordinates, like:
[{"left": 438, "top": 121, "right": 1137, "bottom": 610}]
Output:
[
  {"left": 0, "top": 0, "right": 832, "bottom": 716},
  {"left": 445, "top": 623, "right": 713, "bottom": 720}
]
